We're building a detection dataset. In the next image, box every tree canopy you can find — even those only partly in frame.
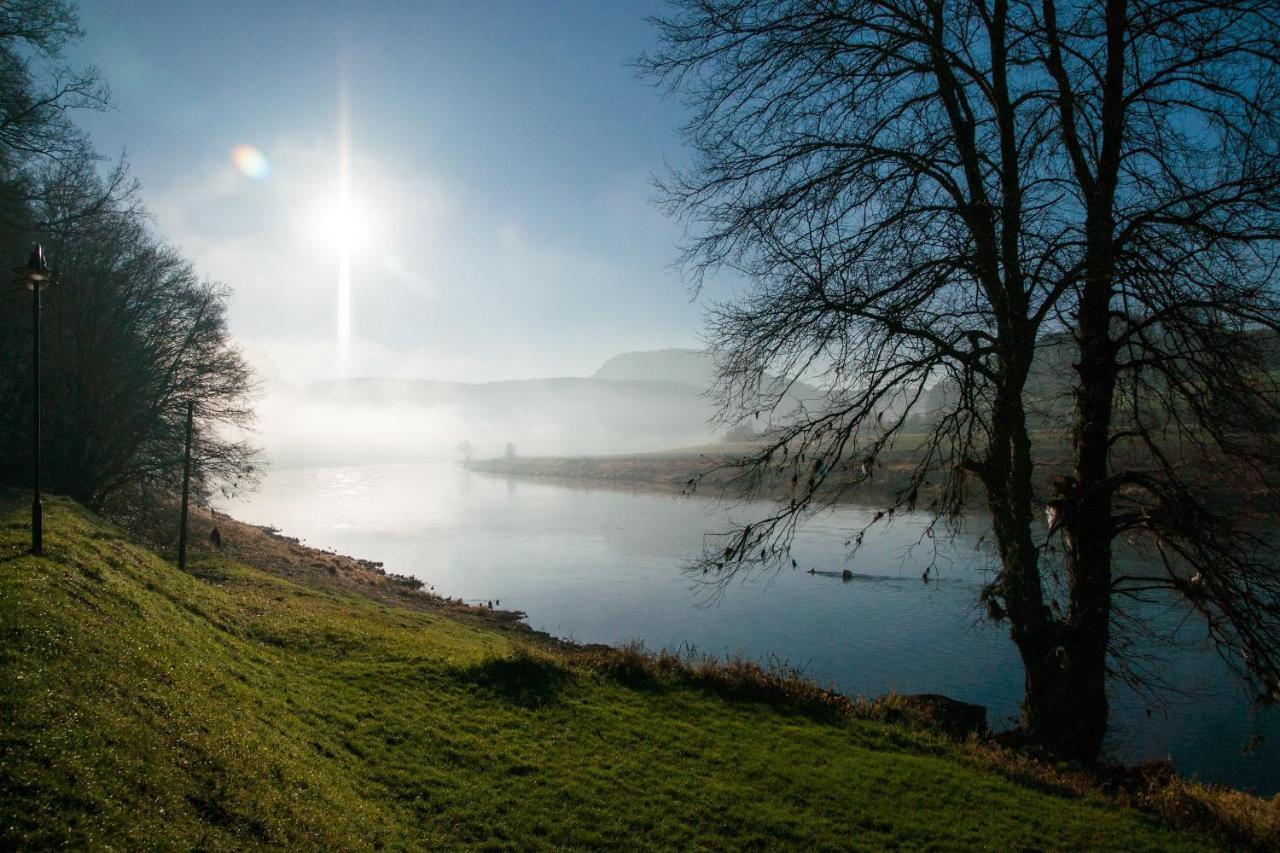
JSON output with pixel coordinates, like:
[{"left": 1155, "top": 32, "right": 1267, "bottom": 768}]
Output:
[
  {"left": 644, "top": 0, "right": 1280, "bottom": 760},
  {"left": 0, "top": 0, "right": 259, "bottom": 522}
]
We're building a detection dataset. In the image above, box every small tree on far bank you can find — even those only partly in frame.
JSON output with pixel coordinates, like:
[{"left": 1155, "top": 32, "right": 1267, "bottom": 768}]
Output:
[
  {"left": 504, "top": 442, "right": 518, "bottom": 460},
  {"left": 456, "top": 440, "right": 476, "bottom": 463},
  {"left": 644, "top": 0, "right": 1280, "bottom": 762}
]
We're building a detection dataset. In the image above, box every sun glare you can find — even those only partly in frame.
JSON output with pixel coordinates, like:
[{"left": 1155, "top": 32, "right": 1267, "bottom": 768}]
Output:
[{"left": 311, "top": 197, "right": 376, "bottom": 251}]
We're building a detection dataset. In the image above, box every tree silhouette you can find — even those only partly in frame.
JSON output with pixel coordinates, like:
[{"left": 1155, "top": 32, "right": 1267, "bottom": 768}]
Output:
[
  {"left": 0, "top": 0, "right": 122, "bottom": 230},
  {"left": 644, "top": 0, "right": 1280, "bottom": 761},
  {"left": 0, "top": 1, "right": 259, "bottom": 522}
]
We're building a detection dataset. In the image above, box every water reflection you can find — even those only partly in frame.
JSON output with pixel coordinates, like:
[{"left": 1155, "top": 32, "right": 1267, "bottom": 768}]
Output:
[{"left": 225, "top": 460, "right": 1277, "bottom": 793}]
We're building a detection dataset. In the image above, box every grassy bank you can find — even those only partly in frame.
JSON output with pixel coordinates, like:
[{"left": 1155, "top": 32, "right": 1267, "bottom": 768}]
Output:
[
  {"left": 0, "top": 496, "right": 1266, "bottom": 849},
  {"left": 463, "top": 433, "right": 1273, "bottom": 510},
  {"left": 462, "top": 437, "right": 984, "bottom": 502}
]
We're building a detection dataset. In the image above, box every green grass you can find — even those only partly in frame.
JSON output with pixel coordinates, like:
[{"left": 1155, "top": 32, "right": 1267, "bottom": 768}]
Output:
[{"left": 0, "top": 498, "right": 1222, "bottom": 850}]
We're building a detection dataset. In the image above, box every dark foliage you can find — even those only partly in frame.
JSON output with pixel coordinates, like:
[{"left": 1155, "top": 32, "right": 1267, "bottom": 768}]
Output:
[{"left": 0, "top": 1, "right": 259, "bottom": 520}]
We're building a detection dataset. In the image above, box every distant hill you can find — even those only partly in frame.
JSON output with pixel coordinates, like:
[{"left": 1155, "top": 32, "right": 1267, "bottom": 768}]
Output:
[
  {"left": 273, "top": 373, "right": 720, "bottom": 466},
  {"left": 593, "top": 349, "right": 718, "bottom": 389},
  {"left": 593, "top": 348, "right": 821, "bottom": 401},
  {"left": 304, "top": 375, "right": 717, "bottom": 451}
]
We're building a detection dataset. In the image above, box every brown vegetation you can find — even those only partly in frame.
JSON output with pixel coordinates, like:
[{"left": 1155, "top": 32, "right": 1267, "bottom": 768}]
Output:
[{"left": 170, "top": 503, "right": 537, "bottom": 636}]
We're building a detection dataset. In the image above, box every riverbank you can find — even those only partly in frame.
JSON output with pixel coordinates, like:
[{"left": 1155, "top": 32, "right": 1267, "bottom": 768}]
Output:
[
  {"left": 2, "top": 495, "right": 1275, "bottom": 848},
  {"left": 464, "top": 437, "right": 1278, "bottom": 513},
  {"left": 462, "top": 438, "right": 1001, "bottom": 502},
  {"left": 463, "top": 445, "right": 914, "bottom": 500}
]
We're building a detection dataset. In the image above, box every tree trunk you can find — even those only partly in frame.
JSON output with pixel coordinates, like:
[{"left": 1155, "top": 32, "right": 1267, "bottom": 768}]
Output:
[
  {"left": 1020, "top": 629, "right": 1109, "bottom": 760},
  {"left": 1005, "top": 222, "right": 1118, "bottom": 763},
  {"left": 987, "top": 319, "right": 1113, "bottom": 763}
]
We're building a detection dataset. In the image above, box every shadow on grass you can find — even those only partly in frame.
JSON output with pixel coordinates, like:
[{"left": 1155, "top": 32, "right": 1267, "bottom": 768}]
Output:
[
  {"left": 455, "top": 648, "right": 574, "bottom": 709},
  {"left": 186, "top": 558, "right": 233, "bottom": 583}
]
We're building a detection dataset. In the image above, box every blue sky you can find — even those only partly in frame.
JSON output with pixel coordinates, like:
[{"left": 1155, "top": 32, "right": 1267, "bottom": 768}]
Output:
[{"left": 68, "top": 0, "right": 716, "bottom": 385}]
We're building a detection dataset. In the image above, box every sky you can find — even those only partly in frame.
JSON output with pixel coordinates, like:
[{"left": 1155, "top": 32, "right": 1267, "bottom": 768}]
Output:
[{"left": 67, "top": 0, "right": 716, "bottom": 386}]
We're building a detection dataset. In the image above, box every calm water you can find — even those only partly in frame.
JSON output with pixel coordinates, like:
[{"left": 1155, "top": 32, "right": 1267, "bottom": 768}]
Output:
[{"left": 224, "top": 461, "right": 1278, "bottom": 793}]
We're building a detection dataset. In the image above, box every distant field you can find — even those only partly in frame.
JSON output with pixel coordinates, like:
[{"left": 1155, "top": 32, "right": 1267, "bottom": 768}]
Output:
[
  {"left": 463, "top": 431, "right": 1276, "bottom": 511},
  {"left": 0, "top": 497, "right": 1246, "bottom": 849},
  {"left": 462, "top": 435, "right": 1025, "bottom": 501}
]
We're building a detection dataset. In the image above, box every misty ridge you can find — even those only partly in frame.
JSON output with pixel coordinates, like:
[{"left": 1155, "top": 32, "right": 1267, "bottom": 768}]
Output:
[
  {"left": 258, "top": 349, "right": 819, "bottom": 468},
  {"left": 260, "top": 328, "right": 1280, "bottom": 471}
]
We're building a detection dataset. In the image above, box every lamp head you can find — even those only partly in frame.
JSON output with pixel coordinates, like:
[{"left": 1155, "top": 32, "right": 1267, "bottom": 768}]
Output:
[
  {"left": 27, "top": 244, "right": 47, "bottom": 275},
  {"left": 14, "top": 243, "right": 50, "bottom": 290}
]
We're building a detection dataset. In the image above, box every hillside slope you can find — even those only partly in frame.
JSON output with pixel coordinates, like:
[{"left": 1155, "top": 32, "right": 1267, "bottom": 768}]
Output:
[{"left": 0, "top": 497, "right": 1227, "bottom": 850}]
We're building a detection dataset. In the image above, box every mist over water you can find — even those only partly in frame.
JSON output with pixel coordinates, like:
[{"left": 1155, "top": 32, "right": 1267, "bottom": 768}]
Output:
[
  {"left": 254, "top": 389, "right": 716, "bottom": 468},
  {"left": 225, "top": 460, "right": 1279, "bottom": 794},
  {"left": 250, "top": 350, "right": 758, "bottom": 467}
]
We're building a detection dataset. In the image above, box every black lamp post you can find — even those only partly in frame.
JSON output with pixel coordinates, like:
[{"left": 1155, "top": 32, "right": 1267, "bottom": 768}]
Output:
[
  {"left": 14, "top": 244, "right": 50, "bottom": 556},
  {"left": 178, "top": 399, "right": 193, "bottom": 571}
]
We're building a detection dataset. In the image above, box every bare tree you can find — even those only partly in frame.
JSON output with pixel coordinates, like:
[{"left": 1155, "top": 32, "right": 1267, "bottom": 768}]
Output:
[
  {"left": 0, "top": 163, "right": 261, "bottom": 514},
  {"left": 0, "top": 1, "right": 260, "bottom": 523},
  {"left": 643, "top": 0, "right": 1280, "bottom": 761},
  {"left": 457, "top": 440, "right": 476, "bottom": 463},
  {"left": 0, "top": 0, "right": 116, "bottom": 225}
]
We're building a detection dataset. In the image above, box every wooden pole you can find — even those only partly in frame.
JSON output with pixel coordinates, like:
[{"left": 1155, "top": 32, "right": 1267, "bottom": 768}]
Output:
[{"left": 178, "top": 400, "right": 193, "bottom": 571}]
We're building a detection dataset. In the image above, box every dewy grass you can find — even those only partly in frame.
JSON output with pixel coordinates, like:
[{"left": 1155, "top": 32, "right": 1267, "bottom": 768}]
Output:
[
  {"left": 577, "top": 642, "right": 1279, "bottom": 849},
  {"left": 0, "top": 496, "right": 1268, "bottom": 850}
]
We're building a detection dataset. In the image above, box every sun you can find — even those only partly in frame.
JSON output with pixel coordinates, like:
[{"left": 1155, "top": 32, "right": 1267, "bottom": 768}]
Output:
[
  {"left": 305, "top": 190, "right": 380, "bottom": 371},
  {"left": 311, "top": 196, "right": 376, "bottom": 251}
]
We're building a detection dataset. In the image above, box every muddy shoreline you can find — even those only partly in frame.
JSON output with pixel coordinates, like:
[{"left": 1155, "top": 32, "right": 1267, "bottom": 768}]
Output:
[{"left": 188, "top": 507, "right": 588, "bottom": 652}]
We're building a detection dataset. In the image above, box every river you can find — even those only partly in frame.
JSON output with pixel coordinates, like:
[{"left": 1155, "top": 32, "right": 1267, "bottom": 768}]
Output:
[{"left": 222, "top": 460, "right": 1278, "bottom": 793}]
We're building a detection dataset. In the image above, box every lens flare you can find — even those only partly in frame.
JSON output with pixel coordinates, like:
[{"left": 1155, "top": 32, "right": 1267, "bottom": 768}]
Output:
[{"left": 231, "top": 144, "right": 270, "bottom": 180}]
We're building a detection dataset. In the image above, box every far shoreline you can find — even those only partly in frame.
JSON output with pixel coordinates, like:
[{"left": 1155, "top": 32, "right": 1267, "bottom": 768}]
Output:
[{"left": 461, "top": 446, "right": 925, "bottom": 503}]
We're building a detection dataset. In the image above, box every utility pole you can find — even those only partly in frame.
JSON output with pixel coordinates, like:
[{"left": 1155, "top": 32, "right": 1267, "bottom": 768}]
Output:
[{"left": 178, "top": 400, "right": 193, "bottom": 571}]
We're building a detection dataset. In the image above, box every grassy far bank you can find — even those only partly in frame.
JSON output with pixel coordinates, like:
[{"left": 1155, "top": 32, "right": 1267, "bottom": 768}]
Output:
[
  {"left": 464, "top": 429, "right": 1275, "bottom": 512},
  {"left": 0, "top": 498, "right": 1261, "bottom": 849},
  {"left": 461, "top": 434, "right": 1053, "bottom": 501}
]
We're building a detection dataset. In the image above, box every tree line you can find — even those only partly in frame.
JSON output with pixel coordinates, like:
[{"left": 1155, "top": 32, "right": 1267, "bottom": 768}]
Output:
[{"left": 0, "top": 1, "right": 258, "bottom": 528}]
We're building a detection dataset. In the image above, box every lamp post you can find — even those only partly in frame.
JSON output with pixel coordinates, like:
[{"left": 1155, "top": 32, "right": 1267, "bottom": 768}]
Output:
[
  {"left": 178, "top": 399, "right": 193, "bottom": 571},
  {"left": 14, "top": 244, "right": 50, "bottom": 556}
]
